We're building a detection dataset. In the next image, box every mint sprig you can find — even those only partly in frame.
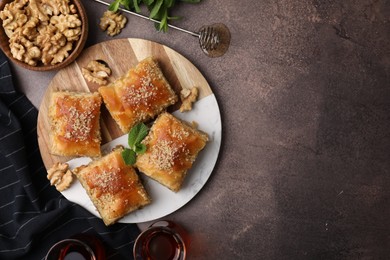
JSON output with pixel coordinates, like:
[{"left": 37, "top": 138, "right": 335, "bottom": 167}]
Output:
[
  {"left": 122, "top": 148, "right": 137, "bottom": 165},
  {"left": 108, "top": 0, "right": 202, "bottom": 32},
  {"left": 121, "top": 123, "right": 149, "bottom": 165}
]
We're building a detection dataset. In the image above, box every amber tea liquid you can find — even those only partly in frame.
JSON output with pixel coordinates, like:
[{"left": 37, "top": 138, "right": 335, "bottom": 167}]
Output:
[
  {"left": 59, "top": 242, "right": 92, "bottom": 260},
  {"left": 136, "top": 228, "right": 185, "bottom": 260},
  {"left": 45, "top": 235, "right": 105, "bottom": 260},
  {"left": 134, "top": 220, "right": 187, "bottom": 260}
]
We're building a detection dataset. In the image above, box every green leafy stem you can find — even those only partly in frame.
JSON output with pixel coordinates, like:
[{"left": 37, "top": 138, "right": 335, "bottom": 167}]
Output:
[{"left": 108, "top": 0, "right": 202, "bottom": 32}]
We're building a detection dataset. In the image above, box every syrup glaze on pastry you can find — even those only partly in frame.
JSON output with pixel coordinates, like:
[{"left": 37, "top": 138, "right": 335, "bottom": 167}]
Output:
[
  {"left": 98, "top": 56, "right": 178, "bottom": 133},
  {"left": 136, "top": 112, "right": 208, "bottom": 192},
  {"left": 49, "top": 91, "right": 102, "bottom": 157},
  {"left": 74, "top": 147, "right": 151, "bottom": 225}
]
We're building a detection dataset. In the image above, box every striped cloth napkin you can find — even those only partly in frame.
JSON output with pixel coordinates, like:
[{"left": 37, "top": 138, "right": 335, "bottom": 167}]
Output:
[{"left": 0, "top": 51, "right": 139, "bottom": 259}]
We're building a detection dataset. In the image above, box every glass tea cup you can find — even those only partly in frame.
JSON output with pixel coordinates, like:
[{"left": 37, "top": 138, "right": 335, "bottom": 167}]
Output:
[
  {"left": 45, "top": 234, "right": 105, "bottom": 260},
  {"left": 133, "top": 220, "right": 187, "bottom": 260}
]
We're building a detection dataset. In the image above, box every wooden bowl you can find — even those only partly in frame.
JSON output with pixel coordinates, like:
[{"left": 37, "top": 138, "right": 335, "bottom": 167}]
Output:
[{"left": 0, "top": 0, "right": 88, "bottom": 71}]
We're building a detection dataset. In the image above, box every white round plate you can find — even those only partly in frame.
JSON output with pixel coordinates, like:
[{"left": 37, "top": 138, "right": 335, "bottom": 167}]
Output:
[{"left": 62, "top": 94, "right": 221, "bottom": 223}]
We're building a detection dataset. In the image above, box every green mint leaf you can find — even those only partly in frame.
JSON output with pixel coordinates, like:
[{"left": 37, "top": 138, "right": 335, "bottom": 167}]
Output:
[
  {"left": 108, "top": 0, "right": 121, "bottom": 11},
  {"left": 150, "top": 0, "right": 164, "bottom": 18},
  {"left": 128, "top": 123, "right": 149, "bottom": 149},
  {"left": 168, "top": 16, "right": 181, "bottom": 20},
  {"left": 123, "top": 0, "right": 132, "bottom": 10},
  {"left": 164, "top": 0, "right": 174, "bottom": 8},
  {"left": 122, "top": 148, "right": 137, "bottom": 165},
  {"left": 159, "top": 8, "right": 168, "bottom": 32},
  {"left": 134, "top": 143, "right": 147, "bottom": 154},
  {"left": 108, "top": 0, "right": 202, "bottom": 32},
  {"left": 160, "top": 19, "right": 168, "bottom": 32},
  {"left": 133, "top": 0, "right": 141, "bottom": 12},
  {"left": 122, "top": 123, "right": 149, "bottom": 165}
]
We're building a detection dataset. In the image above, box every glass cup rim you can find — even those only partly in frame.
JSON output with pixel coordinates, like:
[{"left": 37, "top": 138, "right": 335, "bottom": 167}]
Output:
[
  {"left": 45, "top": 238, "right": 96, "bottom": 260},
  {"left": 133, "top": 221, "right": 187, "bottom": 260}
]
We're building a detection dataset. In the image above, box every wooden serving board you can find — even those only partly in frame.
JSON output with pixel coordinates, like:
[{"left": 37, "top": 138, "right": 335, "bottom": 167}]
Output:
[{"left": 37, "top": 38, "right": 213, "bottom": 169}]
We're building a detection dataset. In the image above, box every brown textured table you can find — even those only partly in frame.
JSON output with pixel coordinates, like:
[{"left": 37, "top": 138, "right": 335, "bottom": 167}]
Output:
[{"left": 10, "top": 0, "right": 390, "bottom": 259}]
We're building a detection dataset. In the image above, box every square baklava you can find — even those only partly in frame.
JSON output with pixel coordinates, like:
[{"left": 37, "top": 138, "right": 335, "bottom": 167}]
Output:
[
  {"left": 49, "top": 91, "right": 102, "bottom": 157},
  {"left": 98, "top": 57, "right": 178, "bottom": 133},
  {"left": 74, "top": 147, "right": 151, "bottom": 225},
  {"left": 135, "top": 112, "right": 208, "bottom": 192}
]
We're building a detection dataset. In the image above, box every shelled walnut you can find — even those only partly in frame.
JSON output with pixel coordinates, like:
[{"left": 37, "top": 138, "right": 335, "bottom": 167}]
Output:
[
  {"left": 82, "top": 60, "right": 112, "bottom": 85},
  {"left": 50, "top": 14, "right": 81, "bottom": 39},
  {"left": 47, "top": 162, "right": 74, "bottom": 192},
  {"left": 99, "top": 10, "right": 127, "bottom": 36},
  {"left": 0, "top": 0, "right": 29, "bottom": 38},
  {"left": 179, "top": 87, "right": 199, "bottom": 112},
  {"left": 41, "top": 0, "right": 77, "bottom": 16},
  {"left": 0, "top": 0, "right": 82, "bottom": 66}
]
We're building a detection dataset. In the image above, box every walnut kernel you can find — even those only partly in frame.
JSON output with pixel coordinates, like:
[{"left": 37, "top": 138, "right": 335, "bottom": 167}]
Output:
[
  {"left": 47, "top": 162, "right": 74, "bottom": 192},
  {"left": 0, "top": 0, "right": 29, "bottom": 38},
  {"left": 99, "top": 10, "right": 127, "bottom": 37},
  {"left": 179, "top": 87, "right": 199, "bottom": 112},
  {"left": 41, "top": 0, "right": 77, "bottom": 16},
  {"left": 82, "top": 60, "right": 112, "bottom": 85}
]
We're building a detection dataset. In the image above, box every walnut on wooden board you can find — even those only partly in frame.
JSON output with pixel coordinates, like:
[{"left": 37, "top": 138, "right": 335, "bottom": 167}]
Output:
[
  {"left": 99, "top": 10, "right": 127, "bottom": 37},
  {"left": 82, "top": 60, "right": 112, "bottom": 85},
  {"left": 47, "top": 162, "right": 74, "bottom": 192},
  {"left": 179, "top": 87, "right": 199, "bottom": 112},
  {"left": 0, "top": 0, "right": 82, "bottom": 66}
]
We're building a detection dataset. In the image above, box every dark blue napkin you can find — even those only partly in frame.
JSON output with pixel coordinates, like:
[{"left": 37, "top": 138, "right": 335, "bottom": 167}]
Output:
[{"left": 0, "top": 51, "right": 139, "bottom": 259}]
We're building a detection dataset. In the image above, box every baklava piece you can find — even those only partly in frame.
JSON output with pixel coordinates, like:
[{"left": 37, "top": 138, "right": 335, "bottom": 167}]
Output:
[
  {"left": 98, "top": 57, "right": 178, "bottom": 133},
  {"left": 49, "top": 91, "right": 102, "bottom": 157},
  {"left": 73, "top": 147, "right": 151, "bottom": 225},
  {"left": 136, "top": 112, "right": 208, "bottom": 192}
]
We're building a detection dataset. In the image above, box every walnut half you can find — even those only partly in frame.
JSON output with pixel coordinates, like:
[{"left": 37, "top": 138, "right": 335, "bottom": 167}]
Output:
[
  {"left": 81, "top": 60, "right": 111, "bottom": 85},
  {"left": 179, "top": 87, "right": 199, "bottom": 112},
  {"left": 99, "top": 10, "right": 127, "bottom": 37},
  {"left": 47, "top": 162, "right": 74, "bottom": 192}
]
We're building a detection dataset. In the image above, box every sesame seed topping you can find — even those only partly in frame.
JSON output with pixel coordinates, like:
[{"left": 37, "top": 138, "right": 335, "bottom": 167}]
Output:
[
  {"left": 66, "top": 106, "right": 92, "bottom": 141},
  {"left": 94, "top": 169, "right": 119, "bottom": 191},
  {"left": 121, "top": 77, "right": 157, "bottom": 109},
  {"left": 149, "top": 138, "right": 190, "bottom": 171},
  {"left": 150, "top": 139, "right": 177, "bottom": 171},
  {"left": 87, "top": 166, "right": 135, "bottom": 195}
]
